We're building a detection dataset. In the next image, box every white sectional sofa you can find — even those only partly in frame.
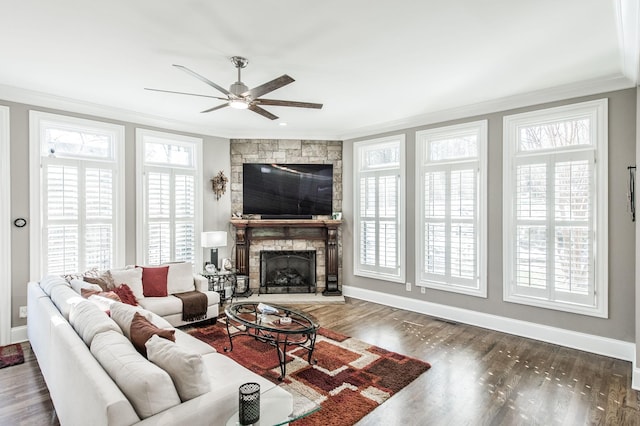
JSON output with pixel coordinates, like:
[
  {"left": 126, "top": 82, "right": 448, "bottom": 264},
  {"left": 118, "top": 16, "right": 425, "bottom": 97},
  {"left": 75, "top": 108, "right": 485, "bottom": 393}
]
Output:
[{"left": 27, "top": 275, "right": 293, "bottom": 426}]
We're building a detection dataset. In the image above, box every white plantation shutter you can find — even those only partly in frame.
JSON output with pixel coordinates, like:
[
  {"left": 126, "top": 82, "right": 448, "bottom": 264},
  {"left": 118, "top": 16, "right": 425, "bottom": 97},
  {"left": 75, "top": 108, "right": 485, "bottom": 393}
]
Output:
[
  {"left": 31, "top": 112, "right": 124, "bottom": 277},
  {"left": 416, "top": 121, "right": 487, "bottom": 297},
  {"left": 503, "top": 99, "right": 607, "bottom": 317},
  {"left": 137, "top": 129, "right": 202, "bottom": 268},
  {"left": 354, "top": 136, "right": 405, "bottom": 282}
]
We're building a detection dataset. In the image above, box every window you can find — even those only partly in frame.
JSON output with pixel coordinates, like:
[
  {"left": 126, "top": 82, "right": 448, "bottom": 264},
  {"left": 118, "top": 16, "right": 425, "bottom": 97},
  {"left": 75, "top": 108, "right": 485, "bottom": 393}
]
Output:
[
  {"left": 353, "top": 135, "right": 405, "bottom": 282},
  {"left": 416, "top": 121, "right": 488, "bottom": 297},
  {"left": 503, "top": 99, "right": 608, "bottom": 317},
  {"left": 136, "top": 129, "right": 202, "bottom": 267},
  {"left": 1, "top": 106, "right": 10, "bottom": 344},
  {"left": 29, "top": 111, "right": 125, "bottom": 277}
]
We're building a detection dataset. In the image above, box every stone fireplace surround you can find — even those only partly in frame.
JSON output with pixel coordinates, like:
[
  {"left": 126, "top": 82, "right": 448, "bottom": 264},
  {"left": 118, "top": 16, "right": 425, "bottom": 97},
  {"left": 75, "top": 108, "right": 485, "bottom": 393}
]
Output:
[{"left": 230, "top": 140, "right": 343, "bottom": 294}]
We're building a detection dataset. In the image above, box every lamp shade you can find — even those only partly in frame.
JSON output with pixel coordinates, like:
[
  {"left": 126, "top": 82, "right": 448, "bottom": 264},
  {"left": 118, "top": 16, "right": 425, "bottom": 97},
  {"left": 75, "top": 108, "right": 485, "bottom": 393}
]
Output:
[{"left": 201, "top": 231, "right": 227, "bottom": 248}]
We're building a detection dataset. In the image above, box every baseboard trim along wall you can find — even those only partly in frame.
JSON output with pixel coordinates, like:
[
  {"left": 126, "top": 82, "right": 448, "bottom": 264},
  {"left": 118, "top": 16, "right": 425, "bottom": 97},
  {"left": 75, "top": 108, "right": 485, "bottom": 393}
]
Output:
[
  {"left": 343, "top": 285, "right": 635, "bottom": 363},
  {"left": 11, "top": 326, "right": 27, "bottom": 344}
]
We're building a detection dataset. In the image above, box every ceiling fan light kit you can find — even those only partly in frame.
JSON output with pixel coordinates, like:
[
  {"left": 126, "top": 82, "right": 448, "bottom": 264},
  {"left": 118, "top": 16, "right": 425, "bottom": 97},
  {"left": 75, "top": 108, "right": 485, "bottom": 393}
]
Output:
[{"left": 145, "top": 55, "right": 323, "bottom": 120}]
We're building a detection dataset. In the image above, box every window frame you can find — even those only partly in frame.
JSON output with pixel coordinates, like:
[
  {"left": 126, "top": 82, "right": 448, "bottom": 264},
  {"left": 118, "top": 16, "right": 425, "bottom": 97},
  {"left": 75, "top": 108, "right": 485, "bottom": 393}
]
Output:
[
  {"left": 353, "top": 134, "right": 406, "bottom": 283},
  {"left": 29, "top": 111, "right": 125, "bottom": 279},
  {"left": 415, "top": 120, "right": 488, "bottom": 297},
  {"left": 0, "top": 106, "right": 11, "bottom": 345},
  {"left": 135, "top": 128, "right": 203, "bottom": 268},
  {"left": 502, "top": 99, "right": 608, "bottom": 318}
]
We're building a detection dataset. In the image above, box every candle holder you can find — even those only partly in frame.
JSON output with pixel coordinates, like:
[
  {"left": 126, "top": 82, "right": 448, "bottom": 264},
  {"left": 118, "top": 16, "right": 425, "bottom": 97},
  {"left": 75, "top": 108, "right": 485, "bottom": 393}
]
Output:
[{"left": 238, "top": 382, "right": 260, "bottom": 425}]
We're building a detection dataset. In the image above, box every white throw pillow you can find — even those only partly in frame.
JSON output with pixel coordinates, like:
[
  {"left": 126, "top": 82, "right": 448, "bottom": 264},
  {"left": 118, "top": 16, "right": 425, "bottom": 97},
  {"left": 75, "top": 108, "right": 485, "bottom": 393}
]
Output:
[
  {"left": 145, "top": 334, "right": 211, "bottom": 401},
  {"left": 70, "top": 278, "right": 103, "bottom": 294},
  {"left": 164, "top": 262, "right": 195, "bottom": 294},
  {"left": 69, "top": 300, "right": 122, "bottom": 346},
  {"left": 110, "top": 267, "right": 144, "bottom": 300},
  {"left": 91, "top": 330, "right": 181, "bottom": 419},
  {"left": 40, "top": 275, "right": 70, "bottom": 295},
  {"left": 109, "top": 302, "right": 155, "bottom": 339}
]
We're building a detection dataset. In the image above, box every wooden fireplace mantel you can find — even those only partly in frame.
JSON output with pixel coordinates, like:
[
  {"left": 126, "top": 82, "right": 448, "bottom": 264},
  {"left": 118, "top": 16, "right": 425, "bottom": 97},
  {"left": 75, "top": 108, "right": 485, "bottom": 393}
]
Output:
[{"left": 230, "top": 219, "right": 342, "bottom": 295}]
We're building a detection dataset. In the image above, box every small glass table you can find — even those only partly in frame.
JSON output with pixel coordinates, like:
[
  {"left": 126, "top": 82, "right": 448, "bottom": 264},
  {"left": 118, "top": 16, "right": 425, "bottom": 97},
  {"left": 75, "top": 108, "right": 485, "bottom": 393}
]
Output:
[
  {"left": 225, "top": 386, "right": 320, "bottom": 426},
  {"left": 224, "top": 302, "right": 320, "bottom": 380}
]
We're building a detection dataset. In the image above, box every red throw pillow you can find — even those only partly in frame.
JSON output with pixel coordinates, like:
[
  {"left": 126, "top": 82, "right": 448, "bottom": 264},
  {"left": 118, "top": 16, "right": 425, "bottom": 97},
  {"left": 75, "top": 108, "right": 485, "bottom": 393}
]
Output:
[
  {"left": 140, "top": 265, "right": 169, "bottom": 297},
  {"left": 130, "top": 312, "right": 176, "bottom": 356},
  {"left": 112, "top": 284, "right": 138, "bottom": 306}
]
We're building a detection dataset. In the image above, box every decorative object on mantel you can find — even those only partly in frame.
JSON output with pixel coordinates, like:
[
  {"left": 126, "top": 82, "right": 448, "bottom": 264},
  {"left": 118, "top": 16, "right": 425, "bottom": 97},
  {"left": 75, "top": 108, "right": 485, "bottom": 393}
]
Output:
[{"left": 211, "top": 170, "right": 228, "bottom": 200}]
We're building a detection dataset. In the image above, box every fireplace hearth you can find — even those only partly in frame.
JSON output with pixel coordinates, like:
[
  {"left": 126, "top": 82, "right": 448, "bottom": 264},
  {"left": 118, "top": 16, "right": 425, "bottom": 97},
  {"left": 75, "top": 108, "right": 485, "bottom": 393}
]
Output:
[{"left": 260, "top": 250, "right": 316, "bottom": 294}]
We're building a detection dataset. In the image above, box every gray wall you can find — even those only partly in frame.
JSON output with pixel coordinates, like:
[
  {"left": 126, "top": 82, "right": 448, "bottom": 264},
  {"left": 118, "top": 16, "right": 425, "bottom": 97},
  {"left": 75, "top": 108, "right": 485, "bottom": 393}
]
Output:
[
  {"left": 344, "top": 88, "right": 637, "bottom": 342},
  {"left": 3, "top": 99, "right": 230, "bottom": 328}
]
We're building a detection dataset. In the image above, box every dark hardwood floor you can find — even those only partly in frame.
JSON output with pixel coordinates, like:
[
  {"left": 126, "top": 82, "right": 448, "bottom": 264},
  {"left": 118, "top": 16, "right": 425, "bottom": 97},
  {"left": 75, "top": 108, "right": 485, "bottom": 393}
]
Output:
[{"left": 2, "top": 297, "right": 640, "bottom": 425}]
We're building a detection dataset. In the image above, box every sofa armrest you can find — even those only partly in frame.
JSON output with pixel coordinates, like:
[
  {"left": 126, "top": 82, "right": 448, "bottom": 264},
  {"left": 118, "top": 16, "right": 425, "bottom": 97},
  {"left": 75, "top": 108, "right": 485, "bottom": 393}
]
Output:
[{"left": 194, "top": 274, "right": 209, "bottom": 293}]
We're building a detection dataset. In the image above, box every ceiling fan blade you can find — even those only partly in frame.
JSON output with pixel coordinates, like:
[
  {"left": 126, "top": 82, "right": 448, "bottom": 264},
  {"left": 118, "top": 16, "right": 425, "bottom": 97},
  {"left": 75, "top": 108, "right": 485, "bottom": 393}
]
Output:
[
  {"left": 256, "top": 98, "right": 323, "bottom": 109},
  {"left": 243, "top": 75, "right": 295, "bottom": 99},
  {"left": 201, "top": 103, "right": 229, "bottom": 113},
  {"left": 173, "top": 64, "right": 232, "bottom": 97},
  {"left": 144, "top": 87, "right": 227, "bottom": 100},
  {"left": 248, "top": 104, "right": 278, "bottom": 120}
]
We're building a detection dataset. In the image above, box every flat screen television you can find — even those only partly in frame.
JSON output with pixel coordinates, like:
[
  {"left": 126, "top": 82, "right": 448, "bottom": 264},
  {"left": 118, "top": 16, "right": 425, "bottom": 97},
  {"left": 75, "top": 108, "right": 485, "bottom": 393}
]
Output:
[{"left": 243, "top": 163, "right": 333, "bottom": 218}]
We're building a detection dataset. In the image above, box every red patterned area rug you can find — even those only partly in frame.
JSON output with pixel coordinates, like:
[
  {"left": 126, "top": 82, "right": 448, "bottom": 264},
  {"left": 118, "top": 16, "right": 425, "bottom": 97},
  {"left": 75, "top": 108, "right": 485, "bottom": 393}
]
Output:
[
  {"left": 0, "top": 343, "right": 24, "bottom": 369},
  {"left": 188, "top": 321, "right": 431, "bottom": 425}
]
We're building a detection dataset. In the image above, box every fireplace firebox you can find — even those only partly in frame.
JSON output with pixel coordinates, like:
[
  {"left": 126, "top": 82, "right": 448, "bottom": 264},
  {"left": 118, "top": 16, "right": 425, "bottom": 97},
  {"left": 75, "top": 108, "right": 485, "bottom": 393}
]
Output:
[{"left": 260, "top": 250, "right": 316, "bottom": 294}]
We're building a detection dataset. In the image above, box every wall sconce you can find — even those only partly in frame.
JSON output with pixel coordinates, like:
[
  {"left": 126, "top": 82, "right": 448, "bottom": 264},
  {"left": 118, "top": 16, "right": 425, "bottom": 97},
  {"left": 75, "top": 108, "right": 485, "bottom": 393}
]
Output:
[{"left": 211, "top": 170, "right": 228, "bottom": 200}]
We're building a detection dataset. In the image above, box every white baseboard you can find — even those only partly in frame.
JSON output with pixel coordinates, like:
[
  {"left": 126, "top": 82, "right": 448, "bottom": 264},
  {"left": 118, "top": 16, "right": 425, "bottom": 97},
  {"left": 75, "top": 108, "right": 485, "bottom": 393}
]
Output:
[
  {"left": 11, "top": 325, "right": 27, "bottom": 344},
  {"left": 632, "top": 363, "right": 640, "bottom": 390},
  {"left": 343, "top": 285, "right": 635, "bottom": 363}
]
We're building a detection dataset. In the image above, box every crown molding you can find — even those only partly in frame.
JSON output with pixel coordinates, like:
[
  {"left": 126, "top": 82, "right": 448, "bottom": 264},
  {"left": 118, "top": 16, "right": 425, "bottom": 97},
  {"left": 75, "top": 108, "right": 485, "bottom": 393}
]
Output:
[
  {"left": 339, "top": 74, "right": 634, "bottom": 141},
  {"left": 0, "top": 84, "right": 230, "bottom": 138},
  {"left": 0, "top": 73, "right": 634, "bottom": 142}
]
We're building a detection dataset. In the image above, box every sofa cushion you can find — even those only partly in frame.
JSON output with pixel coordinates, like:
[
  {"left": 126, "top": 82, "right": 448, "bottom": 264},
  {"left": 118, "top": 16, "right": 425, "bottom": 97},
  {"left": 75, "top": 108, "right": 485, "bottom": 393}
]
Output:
[
  {"left": 110, "top": 267, "right": 144, "bottom": 300},
  {"left": 165, "top": 262, "right": 195, "bottom": 294},
  {"left": 40, "top": 275, "right": 70, "bottom": 296},
  {"left": 130, "top": 312, "right": 175, "bottom": 356},
  {"left": 141, "top": 265, "right": 169, "bottom": 297},
  {"left": 50, "top": 285, "right": 85, "bottom": 320},
  {"left": 69, "top": 300, "right": 122, "bottom": 346},
  {"left": 137, "top": 295, "right": 183, "bottom": 317},
  {"left": 173, "top": 329, "right": 217, "bottom": 356},
  {"left": 110, "top": 302, "right": 155, "bottom": 339},
  {"left": 146, "top": 334, "right": 211, "bottom": 401},
  {"left": 90, "top": 330, "right": 181, "bottom": 419}
]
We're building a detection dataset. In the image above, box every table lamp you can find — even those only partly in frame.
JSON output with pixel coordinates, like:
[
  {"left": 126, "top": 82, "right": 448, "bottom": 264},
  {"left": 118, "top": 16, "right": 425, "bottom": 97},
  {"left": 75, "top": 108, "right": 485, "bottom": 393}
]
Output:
[{"left": 201, "top": 231, "right": 227, "bottom": 271}]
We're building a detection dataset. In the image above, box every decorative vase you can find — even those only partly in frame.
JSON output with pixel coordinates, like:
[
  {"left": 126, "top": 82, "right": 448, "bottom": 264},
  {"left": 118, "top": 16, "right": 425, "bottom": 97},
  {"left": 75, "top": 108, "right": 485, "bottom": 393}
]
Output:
[{"left": 238, "top": 382, "right": 260, "bottom": 425}]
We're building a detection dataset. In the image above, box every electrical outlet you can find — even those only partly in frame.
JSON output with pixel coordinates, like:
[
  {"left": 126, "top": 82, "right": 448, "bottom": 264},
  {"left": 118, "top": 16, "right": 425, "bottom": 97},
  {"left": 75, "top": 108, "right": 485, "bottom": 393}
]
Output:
[
  {"left": 19, "top": 306, "right": 27, "bottom": 318},
  {"left": 421, "top": 286, "right": 426, "bottom": 294},
  {"left": 406, "top": 282, "right": 411, "bottom": 291}
]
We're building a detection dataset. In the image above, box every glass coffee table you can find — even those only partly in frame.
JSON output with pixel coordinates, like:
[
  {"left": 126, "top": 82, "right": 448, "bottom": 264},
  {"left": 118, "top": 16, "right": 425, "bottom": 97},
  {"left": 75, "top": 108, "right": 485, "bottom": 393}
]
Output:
[
  {"left": 224, "top": 302, "right": 320, "bottom": 380},
  {"left": 225, "top": 386, "right": 320, "bottom": 426}
]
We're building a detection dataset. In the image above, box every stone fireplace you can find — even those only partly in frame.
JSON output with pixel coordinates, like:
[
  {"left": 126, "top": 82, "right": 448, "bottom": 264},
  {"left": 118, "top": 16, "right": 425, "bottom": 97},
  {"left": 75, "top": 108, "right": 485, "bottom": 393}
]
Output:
[
  {"left": 260, "top": 250, "right": 316, "bottom": 294},
  {"left": 229, "top": 139, "right": 344, "bottom": 295}
]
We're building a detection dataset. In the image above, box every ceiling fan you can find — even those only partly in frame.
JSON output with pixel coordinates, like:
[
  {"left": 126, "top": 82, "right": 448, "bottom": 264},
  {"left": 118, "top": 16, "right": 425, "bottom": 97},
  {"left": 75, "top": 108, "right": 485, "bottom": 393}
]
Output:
[{"left": 145, "top": 56, "right": 323, "bottom": 120}]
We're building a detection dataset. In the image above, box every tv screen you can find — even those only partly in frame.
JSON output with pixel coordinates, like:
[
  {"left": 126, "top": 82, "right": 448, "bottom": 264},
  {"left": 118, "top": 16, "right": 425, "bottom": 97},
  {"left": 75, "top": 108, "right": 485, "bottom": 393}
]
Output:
[{"left": 243, "top": 163, "right": 333, "bottom": 217}]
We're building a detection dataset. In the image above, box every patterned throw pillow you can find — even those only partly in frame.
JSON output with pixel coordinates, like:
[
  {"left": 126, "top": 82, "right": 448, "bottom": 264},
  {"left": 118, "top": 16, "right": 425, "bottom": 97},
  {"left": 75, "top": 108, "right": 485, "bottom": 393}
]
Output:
[{"left": 112, "top": 284, "right": 138, "bottom": 306}]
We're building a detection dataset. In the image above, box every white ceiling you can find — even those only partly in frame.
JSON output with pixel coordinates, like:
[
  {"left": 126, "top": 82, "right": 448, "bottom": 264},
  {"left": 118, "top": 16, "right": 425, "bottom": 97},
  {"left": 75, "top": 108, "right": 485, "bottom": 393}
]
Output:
[{"left": 0, "top": 0, "right": 637, "bottom": 140}]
